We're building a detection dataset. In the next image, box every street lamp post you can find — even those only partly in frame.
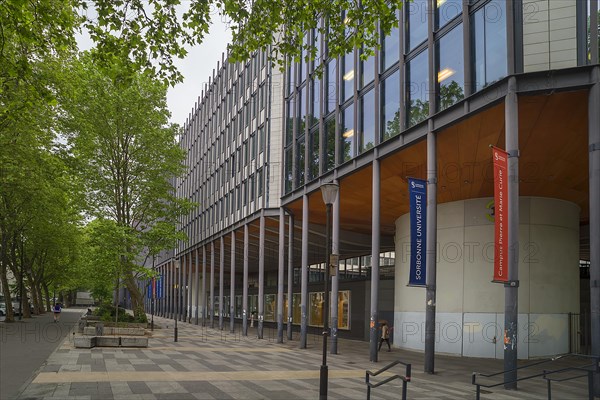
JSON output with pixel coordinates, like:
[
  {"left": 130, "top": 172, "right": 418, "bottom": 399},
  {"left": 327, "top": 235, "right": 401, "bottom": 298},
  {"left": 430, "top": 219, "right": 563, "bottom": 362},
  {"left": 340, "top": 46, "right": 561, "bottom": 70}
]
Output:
[{"left": 319, "top": 182, "right": 339, "bottom": 400}]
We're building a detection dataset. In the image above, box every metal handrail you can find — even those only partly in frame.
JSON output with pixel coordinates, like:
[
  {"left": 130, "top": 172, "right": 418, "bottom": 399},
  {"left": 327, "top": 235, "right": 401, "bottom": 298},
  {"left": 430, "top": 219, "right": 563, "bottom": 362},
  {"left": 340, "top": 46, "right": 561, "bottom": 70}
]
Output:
[
  {"left": 365, "top": 359, "right": 411, "bottom": 400},
  {"left": 543, "top": 364, "right": 600, "bottom": 400},
  {"left": 472, "top": 354, "right": 600, "bottom": 400}
]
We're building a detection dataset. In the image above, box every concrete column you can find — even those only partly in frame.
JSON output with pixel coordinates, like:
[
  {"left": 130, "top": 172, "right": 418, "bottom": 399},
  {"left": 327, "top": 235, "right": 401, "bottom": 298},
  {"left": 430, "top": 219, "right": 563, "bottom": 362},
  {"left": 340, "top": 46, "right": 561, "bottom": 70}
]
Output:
[
  {"left": 219, "top": 236, "right": 225, "bottom": 330},
  {"left": 300, "top": 194, "right": 309, "bottom": 348},
  {"left": 277, "top": 207, "right": 285, "bottom": 343},
  {"left": 331, "top": 180, "right": 340, "bottom": 354},
  {"left": 178, "top": 256, "right": 183, "bottom": 321},
  {"left": 588, "top": 66, "right": 600, "bottom": 395},
  {"left": 504, "top": 76, "right": 520, "bottom": 389},
  {"left": 202, "top": 245, "right": 207, "bottom": 327},
  {"left": 258, "top": 212, "right": 265, "bottom": 339},
  {"left": 210, "top": 241, "right": 215, "bottom": 328},
  {"left": 195, "top": 248, "right": 199, "bottom": 325},
  {"left": 369, "top": 157, "right": 381, "bottom": 362},
  {"left": 287, "top": 213, "right": 294, "bottom": 341},
  {"left": 167, "top": 261, "right": 171, "bottom": 318},
  {"left": 424, "top": 120, "right": 438, "bottom": 373},
  {"left": 182, "top": 254, "right": 188, "bottom": 322},
  {"left": 230, "top": 230, "right": 236, "bottom": 333},
  {"left": 188, "top": 252, "right": 193, "bottom": 322},
  {"left": 243, "top": 224, "right": 249, "bottom": 336}
]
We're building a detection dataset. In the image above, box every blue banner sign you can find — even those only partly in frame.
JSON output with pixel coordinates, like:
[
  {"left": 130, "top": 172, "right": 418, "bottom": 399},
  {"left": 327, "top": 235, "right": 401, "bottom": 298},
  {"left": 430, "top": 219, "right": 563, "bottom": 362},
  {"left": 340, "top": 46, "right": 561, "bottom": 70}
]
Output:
[
  {"left": 157, "top": 275, "right": 163, "bottom": 299},
  {"left": 408, "top": 178, "right": 427, "bottom": 287}
]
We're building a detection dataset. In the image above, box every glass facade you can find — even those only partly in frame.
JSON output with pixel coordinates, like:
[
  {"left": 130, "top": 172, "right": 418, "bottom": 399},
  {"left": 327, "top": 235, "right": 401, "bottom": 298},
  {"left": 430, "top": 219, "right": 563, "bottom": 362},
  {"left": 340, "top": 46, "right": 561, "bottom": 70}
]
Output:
[
  {"left": 340, "top": 105, "right": 354, "bottom": 163},
  {"left": 381, "top": 14, "right": 400, "bottom": 71},
  {"left": 381, "top": 71, "right": 401, "bottom": 141},
  {"left": 472, "top": 0, "right": 507, "bottom": 91},
  {"left": 436, "top": 0, "right": 462, "bottom": 29},
  {"left": 360, "top": 90, "right": 375, "bottom": 152},
  {"left": 436, "top": 24, "right": 464, "bottom": 111},
  {"left": 407, "top": 0, "right": 428, "bottom": 51},
  {"left": 407, "top": 50, "right": 429, "bottom": 127}
]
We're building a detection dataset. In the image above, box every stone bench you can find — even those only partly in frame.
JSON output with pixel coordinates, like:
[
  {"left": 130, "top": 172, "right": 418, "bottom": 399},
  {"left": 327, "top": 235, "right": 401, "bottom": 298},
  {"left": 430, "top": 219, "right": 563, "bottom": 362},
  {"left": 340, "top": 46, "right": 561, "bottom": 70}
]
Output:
[
  {"left": 74, "top": 336, "right": 148, "bottom": 349},
  {"left": 83, "top": 326, "right": 145, "bottom": 336}
]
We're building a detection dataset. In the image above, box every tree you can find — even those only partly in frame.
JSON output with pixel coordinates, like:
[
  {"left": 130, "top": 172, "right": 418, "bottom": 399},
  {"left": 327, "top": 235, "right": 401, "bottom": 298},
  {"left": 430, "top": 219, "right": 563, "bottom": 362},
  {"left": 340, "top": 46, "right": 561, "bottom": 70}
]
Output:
[
  {"left": 59, "top": 55, "right": 193, "bottom": 320},
  {"left": 3, "top": 0, "right": 403, "bottom": 86}
]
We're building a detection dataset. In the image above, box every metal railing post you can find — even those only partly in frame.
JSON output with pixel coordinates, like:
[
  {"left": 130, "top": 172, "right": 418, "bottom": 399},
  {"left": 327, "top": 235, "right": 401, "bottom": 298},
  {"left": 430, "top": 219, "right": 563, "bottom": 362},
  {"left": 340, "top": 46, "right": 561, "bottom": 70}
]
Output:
[
  {"left": 365, "top": 372, "right": 371, "bottom": 400},
  {"left": 588, "top": 370, "right": 594, "bottom": 400},
  {"left": 544, "top": 370, "right": 552, "bottom": 399}
]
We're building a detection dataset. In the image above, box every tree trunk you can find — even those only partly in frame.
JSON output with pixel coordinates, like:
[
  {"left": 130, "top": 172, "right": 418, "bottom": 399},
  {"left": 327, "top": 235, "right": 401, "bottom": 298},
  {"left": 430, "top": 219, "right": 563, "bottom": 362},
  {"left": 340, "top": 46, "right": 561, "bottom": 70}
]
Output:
[
  {"left": 124, "top": 272, "right": 145, "bottom": 320},
  {"left": 0, "top": 259, "right": 15, "bottom": 322},
  {"left": 43, "top": 283, "right": 51, "bottom": 312}
]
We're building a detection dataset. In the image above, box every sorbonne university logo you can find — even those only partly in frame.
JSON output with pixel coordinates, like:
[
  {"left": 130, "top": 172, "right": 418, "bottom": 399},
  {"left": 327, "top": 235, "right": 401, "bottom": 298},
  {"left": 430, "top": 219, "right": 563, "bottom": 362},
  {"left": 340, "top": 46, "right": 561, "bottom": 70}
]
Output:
[{"left": 485, "top": 200, "right": 495, "bottom": 222}]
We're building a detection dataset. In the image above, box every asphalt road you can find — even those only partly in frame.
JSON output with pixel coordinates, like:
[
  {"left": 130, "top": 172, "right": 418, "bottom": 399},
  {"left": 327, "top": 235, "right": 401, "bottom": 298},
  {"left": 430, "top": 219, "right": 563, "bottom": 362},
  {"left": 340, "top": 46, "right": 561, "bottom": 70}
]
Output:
[{"left": 0, "top": 307, "right": 84, "bottom": 400}]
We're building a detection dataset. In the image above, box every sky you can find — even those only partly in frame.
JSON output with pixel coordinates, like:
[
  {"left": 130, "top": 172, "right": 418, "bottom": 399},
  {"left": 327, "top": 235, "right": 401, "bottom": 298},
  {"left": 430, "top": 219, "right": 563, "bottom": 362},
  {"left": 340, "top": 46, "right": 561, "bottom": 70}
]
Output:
[
  {"left": 167, "top": 20, "right": 232, "bottom": 125},
  {"left": 77, "top": 12, "right": 232, "bottom": 126}
]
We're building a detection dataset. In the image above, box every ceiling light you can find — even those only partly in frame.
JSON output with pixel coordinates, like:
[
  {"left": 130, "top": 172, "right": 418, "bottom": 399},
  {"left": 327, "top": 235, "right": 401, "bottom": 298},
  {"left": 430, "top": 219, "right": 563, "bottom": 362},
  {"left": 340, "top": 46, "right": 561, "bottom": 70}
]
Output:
[
  {"left": 343, "top": 129, "right": 354, "bottom": 138},
  {"left": 437, "top": 68, "right": 455, "bottom": 82},
  {"left": 437, "top": 0, "right": 447, "bottom": 7},
  {"left": 343, "top": 70, "right": 355, "bottom": 81}
]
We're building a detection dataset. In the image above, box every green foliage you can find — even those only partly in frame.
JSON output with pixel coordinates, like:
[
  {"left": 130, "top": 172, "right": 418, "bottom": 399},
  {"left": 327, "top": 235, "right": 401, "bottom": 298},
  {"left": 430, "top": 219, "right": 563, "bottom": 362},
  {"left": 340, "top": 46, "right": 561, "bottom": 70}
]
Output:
[
  {"left": 58, "top": 55, "right": 194, "bottom": 318},
  {"left": 4, "top": 0, "right": 405, "bottom": 86},
  {"left": 94, "top": 302, "right": 147, "bottom": 323}
]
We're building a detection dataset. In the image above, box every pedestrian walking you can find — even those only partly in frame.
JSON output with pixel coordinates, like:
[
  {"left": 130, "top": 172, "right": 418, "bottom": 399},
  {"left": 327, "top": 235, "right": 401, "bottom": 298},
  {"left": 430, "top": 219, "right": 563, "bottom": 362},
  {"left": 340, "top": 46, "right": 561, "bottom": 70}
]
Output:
[
  {"left": 378, "top": 321, "right": 391, "bottom": 352},
  {"left": 53, "top": 302, "right": 62, "bottom": 322}
]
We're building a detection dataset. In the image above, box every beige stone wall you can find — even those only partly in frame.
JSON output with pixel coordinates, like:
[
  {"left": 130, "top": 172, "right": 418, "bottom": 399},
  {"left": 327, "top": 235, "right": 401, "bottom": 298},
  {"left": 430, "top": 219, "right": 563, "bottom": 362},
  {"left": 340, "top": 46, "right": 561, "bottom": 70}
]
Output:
[{"left": 523, "top": 0, "right": 578, "bottom": 72}]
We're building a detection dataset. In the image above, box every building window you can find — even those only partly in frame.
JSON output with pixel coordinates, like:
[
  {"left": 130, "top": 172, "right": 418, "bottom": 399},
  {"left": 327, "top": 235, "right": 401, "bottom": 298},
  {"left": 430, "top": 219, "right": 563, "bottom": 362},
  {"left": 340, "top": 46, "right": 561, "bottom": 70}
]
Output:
[
  {"left": 436, "top": 23, "right": 464, "bottom": 111},
  {"left": 472, "top": 0, "right": 507, "bottom": 92},
  {"left": 407, "top": 0, "right": 428, "bottom": 51},
  {"left": 249, "top": 174, "right": 255, "bottom": 201},
  {"left": 436, "top": 0, "right": 462, "bottom": 30},
  {"left": 406, "top": 50, "right": 429, "bottom": 127},
  {"left": 340, "top": 104, "right": 354, "bottom": 163},
  {"left": 381, "top": 70, "right": 401, "bottom": 140},
  {"left": 299, "top": 85, "right": 307, "bottom": 136},
  {"left": 309, "top": 127, "right": 319, "bottom": 180},
  {"left": 257, "top": 168, "right": 263, "bottom": 197},
  {"left": 325, "top": 59, "right": 337, "bottom": 115},
  {"left": 286, "top": 99, "right": 293, "bottom": 146},
  {"left": 311, "top": 77, "right": 320, "bottom": 127},
  {"left": 284, "top": 147, "right": 293, "bottom": 193},
  {"left": 342, "top": 51, "right": 354, "bottom": 103},
  {"left": 324, "top": 117, "right": 336, "bottom": 172},
  {"left": 381, "top": 12, "right": 400, "bottom": 71},
  {"left": 360, "top": 46, "right": 375, "bottom": 88},
  {"left": 296, "top": 136, "right": 305, "bottom": 186},
  {"left": 359, "top": 90, "right": 375, "bottom": 153},
  {"left": 287, "top": 58, "right": 295, "bottom": 95}
]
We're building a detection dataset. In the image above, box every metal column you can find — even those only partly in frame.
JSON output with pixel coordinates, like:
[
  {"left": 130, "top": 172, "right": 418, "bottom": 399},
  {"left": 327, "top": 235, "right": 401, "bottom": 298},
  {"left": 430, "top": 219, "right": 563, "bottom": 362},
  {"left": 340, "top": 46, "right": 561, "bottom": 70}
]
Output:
[
  {"left": 219, "top": 236, "right": 224, "bottom": 330},
  {"left": 287, "top": 213, "right": 294, "bottom": 341},
  {"left": 277, "top": 207, "right": 285, "bottom": 343},
  {"left": 588, "top": 66, "right": 600, "bottom": 396},
  {"left": 183, "top": 254, "right": 188, "bottom": 322},
  {"left": 230, "top": 231, "right": 236, "bottom": 333},
  {"left": 300, "top": 194, "right": 309, "bottom": 348},
  {"left": 369, "top": 157, "right": 381, "bottom": 362},
  {"left": 243, "top": 224, "right": 249, "bottom": 336},
  {"left": 258, "top": 212, "right": 265, "bottom": 339},
  {"left": 331, "top": 180, "right": 340, "bottom": 354},
  {"left": 504, "top": 76, "right": 520, "bottom": 389},
  {"left": 188, "top": 253, "right": 193, "bottom": 322},
  {"left": 210, "top": 241, "right": 215, "bottom": 328},
  {"left": 202, "top": 245, "right": 207, "bottom": 327},
  {"left": 195, "top": 248, "right": 199, "bottom": 325},
  {"left": 424, "top": 120, "right": 438, "bottom": 374},
  {"left": 178, "top": 256, "right": 183, "bottom": 321}
]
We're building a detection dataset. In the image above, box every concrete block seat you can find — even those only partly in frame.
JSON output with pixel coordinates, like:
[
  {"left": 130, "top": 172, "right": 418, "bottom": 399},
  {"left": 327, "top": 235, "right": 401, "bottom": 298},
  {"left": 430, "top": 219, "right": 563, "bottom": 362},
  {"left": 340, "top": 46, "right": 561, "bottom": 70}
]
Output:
[{"left": 74, "top": 335, "right": 148, "bottom": 349}]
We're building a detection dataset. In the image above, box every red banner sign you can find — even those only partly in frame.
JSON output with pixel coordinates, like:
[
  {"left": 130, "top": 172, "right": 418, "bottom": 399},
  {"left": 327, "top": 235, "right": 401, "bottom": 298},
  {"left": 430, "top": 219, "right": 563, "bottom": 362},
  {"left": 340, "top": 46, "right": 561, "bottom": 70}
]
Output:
[{"left": 492, "top": 147, "right": 508, "bottom": 283}]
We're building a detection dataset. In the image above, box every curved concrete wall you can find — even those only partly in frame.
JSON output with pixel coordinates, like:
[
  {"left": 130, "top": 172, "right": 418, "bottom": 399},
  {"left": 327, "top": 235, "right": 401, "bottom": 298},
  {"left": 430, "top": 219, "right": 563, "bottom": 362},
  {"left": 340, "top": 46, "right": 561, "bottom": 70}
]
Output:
[{"left": 394, "top": 197, "right": 580, "bottom": 359}]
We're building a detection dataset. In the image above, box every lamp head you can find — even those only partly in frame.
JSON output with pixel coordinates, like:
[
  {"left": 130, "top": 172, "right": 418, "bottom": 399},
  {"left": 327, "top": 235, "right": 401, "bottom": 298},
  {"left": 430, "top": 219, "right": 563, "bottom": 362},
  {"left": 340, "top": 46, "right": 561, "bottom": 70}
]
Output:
[{"left": 320, "top": 182, "right": 339, "bottom": 206}]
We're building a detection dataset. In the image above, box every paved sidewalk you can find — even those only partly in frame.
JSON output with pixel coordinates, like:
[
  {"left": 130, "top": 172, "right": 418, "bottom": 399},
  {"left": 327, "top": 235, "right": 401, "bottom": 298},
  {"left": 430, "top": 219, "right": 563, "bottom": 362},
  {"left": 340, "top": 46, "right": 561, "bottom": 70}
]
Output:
[{"left": 15, "top": 314, "right": 593, "bottom": 399}]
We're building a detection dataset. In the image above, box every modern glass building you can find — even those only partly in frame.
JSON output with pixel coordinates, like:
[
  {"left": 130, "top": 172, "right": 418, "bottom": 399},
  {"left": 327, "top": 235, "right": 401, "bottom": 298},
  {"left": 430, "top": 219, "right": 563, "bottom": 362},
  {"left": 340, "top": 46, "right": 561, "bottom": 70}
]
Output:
[{"left": 146, "top": 0, "right": 599, "bottom": 366}]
